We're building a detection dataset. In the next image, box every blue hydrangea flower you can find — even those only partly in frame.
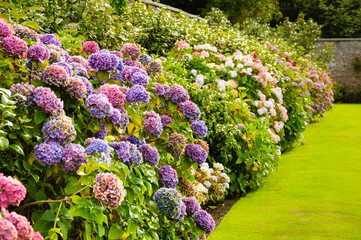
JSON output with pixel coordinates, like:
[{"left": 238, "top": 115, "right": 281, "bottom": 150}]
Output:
[
  {"left": 125, "top": 85, "right": 150, "bottom": 103},
  {"left": 154, "top": 188, "right": 183, "bottom": 221},
  {"left": 86, "top": 139, "right": 111, "bottom": 165}
]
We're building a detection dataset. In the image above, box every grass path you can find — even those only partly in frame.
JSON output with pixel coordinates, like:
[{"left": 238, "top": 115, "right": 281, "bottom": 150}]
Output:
[{"left": 208, "top": 104, "right": 361, "bottom": 240}]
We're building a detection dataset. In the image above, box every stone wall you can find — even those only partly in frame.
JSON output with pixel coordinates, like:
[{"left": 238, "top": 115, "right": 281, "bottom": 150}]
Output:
[{"left": 316, "top": 39, "right": 361, "bottom": 101}]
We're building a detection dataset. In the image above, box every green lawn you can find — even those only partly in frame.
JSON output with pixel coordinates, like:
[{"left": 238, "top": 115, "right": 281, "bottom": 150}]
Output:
[{"left": 209, "top": 104, "right": 361, "bottom": 240}]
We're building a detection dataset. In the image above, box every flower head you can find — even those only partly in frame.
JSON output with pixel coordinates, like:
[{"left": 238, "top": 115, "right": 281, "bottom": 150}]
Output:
[
  {"left": 138, "top": 144, "right": 159, "bottom": 167},
  {"left": 86, "top": 139, "right": 111, "bottom": 165},
  {"left": 61, "top": 143, "right": 87, "bottom": 172},
  {"left": 121, "top": 43, "right": 141, "bottom": 60},
  {"left": 193, "top": 139, "right": 209, "bottom": 154},
  {"left": 27, "top": 42, "right": 50, "bottom": 62},
  {"left": 0, "top": 19, "right": 13, "bottom": 38},
  {"left": 185, "top": 144, "right": 207, "bottom": 164},
  {"left": 143, "top": 111, "right": 163, "bottom": 138},
  {"left": 10, "top": 82, "right": 36, "bottom": 106},
  {"left": 43, "top": 65, "right": 70, "bottom": 87},
  {"left": 125, "top": 85, "right": 150, "bottom": 104},
  {"left": 158, "top": 165, "right": 178, "bottom": 188},
  {"left": 2, "top": 210, "right": 33, "bottom": 240},
  {"left": 32, "top": 232, "right": 43, "bottom": 240},
  {"left": 0, "top": 218, "right": 18, "bottom": 240},
  {"left": 167, "top": 84, "right": 189, "bottom": 104},
  {"left": 111, "top": 141, "right": 142, "bottom": 167},
  {"left": 75, "top": 76, "right": 93, "bottom": 96},
  {"left": 193, "top": 210, "right": 215, "bottom": 234},
  {"left": 161, "top": 115, "right": 173, "bottom": 128},
  {"left": 82, "top": 41, "right": 99, "bottom": 53},
  {"left": 67, "top": 56, "right": 90, "bottom": 70},
  {"left": 40, "top": 34, "right": 61, "bottom": 47},
  {"left": 154, "top": 188, "right": 183, "bottom": 221},
  {"left": 182, "top": 197, "right": 201, "bottom": 215},
  {"left": 147, "top": 59, "right": 162, "bottom": 75},
  {"left": 33, "top": 87, "right": 64, "bottom": 115},
  {"left": 42, "top": 114, "right": 76, "bottom": 145},
  {"left": 179, "top": 101, "right": 201, "bottom": 120},
  {"left": 66, "top": 77, "right": 87, "bottom": 99},
  {"left": 85, "top": 93, "right": 113, "bottom": 119},
  {"left": 34, "top": 142, "right": 64, "bottom": 166},
  {"left": 139, "top": 54, "right": 153, "bottom": 64},
  {"left": 0, "top": 173, "right": 27, "bottom": 208},
  {"left": 191, "top": 121, "right": 208, "bottom": 138},
  {"left": 93, "top": 173, "right": 125, "bottom": 209},
  {"left": 167, "top": 133, "right": 187, "bottom": 157},
  {"left": 98, "top": 84, "right": 126, "bottom": 108},
  {"left": 13, "top": 24, "right": 39, "bottom": 42},
  {"left": 110, "top": 108, "right": 129, "bottom": 129},
  {"left": 1, "top": 36, "right": 28, "bottom": 56},
  {"left": 88, "top": 51, "right": 119, "bottom": 71},
  {"left": 48, "top": 45, "right": 67, "bottom": 64}
]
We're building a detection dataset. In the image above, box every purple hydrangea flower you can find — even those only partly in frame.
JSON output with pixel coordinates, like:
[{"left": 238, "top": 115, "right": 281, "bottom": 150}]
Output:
[
  {"left": 138, "top": 144, "right": 159, "bottom": 167},
  {"left": 1, "top": 36, "right": 28, "bottom": 56},
  {"left": 193, "top": 210, "right": 215, "bottom": 234},
  {"left": 93, "top": 122, "right": 108, "bottom": 139},
  {"left": 179, "top": 101, "right": 201, "bottom": 120},
  {"left": 0, "top": 19, "right": 13, "bottom": 38},
  {"left": 158, "top": 165, "right": 178, "bottom": 188},
  {"left": 161, "top": 115, "right": 173, "bottom": 128},
  {"left": 185, "top": 144, "right": 207, "bottom": 164},
  {"left": 143, "top": 111, "right": 163, "bottom": 138},
  {"left": 66, "top": 77, "right": 87, "bottom": 99},
  {"left": 182, "top": 197, "right": 201, "bottom": 215},
  {"left": 139, "top": 54, "right": 153, "bottom": 64},
  {"left": 88, "top": 51, "right": 119, "bottom": 71},
  {"left": 111, "top": 141, "right": 142, "bottom": 166},
  {"left": 40, "top": 34, "right": 61, "bottom": 47},
  {"left": 154, "top": 188, "right": 183, "bottom": 221},
  {"left": 122, "top": 135, "right": 145, "bottom": 146},
  {"left": 86, "top": 139, "right": 111, "bottom": 165},
  {"left": 176, "top": 201, "right": 187, "bottom": 222},
  {"left": 85, "top": 93, "right": 113, "bottom": 119},
  {"left": 125, "top": 85, "right": 150, "bottom": 104},
  {"left": 99, "top": 84, "right": 126, "bottom": 108},
  {"left": 10, "top": 82, "right": 36, "bottom": 106},
  {"left": 27, "top": 42, "right": 50, "bottom": 62},
  {"left": 167, "top": 84, "right": 189, "bottom": 104},
  {"left": 154, "top": 83, "right": 166, "bottom": 95},
  {"left": 82, "top": 41, "right": 99, "bottom": 54},
  {"left": 61, "top": 143, "right": 87, "bottom": 172},
  {"left": 130, "top": 72, "right": 149, "bottom": 86},
  {"left": 43, "top": 65, "right": 70, "bottom": 87},
  {"left": 33, "top": 87, "right": 63, "bottom": 115},
  {"left": 123, "top": 66, "right": 147, "bottom": 82},
  {"left": 117, "top": 57, "right": 124, "bottom": 71},
  {"left": 167, "top": 133, "right": 187, "bottom": 157},
  {"left": 34, "top": 142, "right": 64, "bottom": 166},
  {"left": 122, "top": 57, "right": 136, "bottom": 66},
  {"left": 53, "top": 62, "right": 73, "bottom": 76},
  {"left": 110, "top": 108, "right": 129, "bottom": 129},
  {"left": 93, "top": 173, "right": 125, "bottom": 209},
  {"left": 121, "top": 43, "right": 141, "bottom": 59},
  {"left": 191, "top": 120, "right": 208, "bottom": 138},
  {"left": 42, "top": 114, "right": 76, "bottom": 145}
]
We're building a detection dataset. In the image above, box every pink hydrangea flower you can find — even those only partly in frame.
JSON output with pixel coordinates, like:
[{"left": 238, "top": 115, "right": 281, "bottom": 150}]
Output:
[
  {"left": 82, "top": 41, "right": 99, "bottom": 54},
  {"left": 1, "top": 36, "right": 28, "bottom": 57},
  {"left": 2, "top": 210, "right": 34, "bottom": 240},
  {"left": 174, "top": 40, "right": 190, "bottom": 50},
  {"left": 0, "top": 19, "right": 13, "bottom": 38},
  {"left": 0, "top": 173, "right": 27, "bottom": 208},
  {"left": 0, "top": 218, "right": 18, "bottom": 240}
]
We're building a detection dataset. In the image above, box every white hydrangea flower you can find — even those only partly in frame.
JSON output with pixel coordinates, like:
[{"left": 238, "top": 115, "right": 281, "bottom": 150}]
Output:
[
  {"left": 223, "top": 183, "right": 229, "bottom": 189},
  {"left": 236, "top": 63, "right": 244, "bottom": 69},
  {"left": 196, "top": 183, "right": 208, "bottom": 193},
  {"left": 210, "top": 176, "right": 218, "bottom": 182},
  {"left": 191, "top": 69, "right": 197, "bottom": 76},
  {"left": 195, "top": 74, "right": 206, "bottom": 87},
  {"left": 263, "top": 101, "right": 273, "bottom": 108},
  {"left": 210, "top": 46, "right": 217, "bottom": 52},
  {"left": 216, "top": 79, "right": 227, "bottom": 91},
  {"left": 229, "top": 71, "right": 238, "bottom": 78},
  {"left": 200, "top": 163, "right": 209, "bottom": 168},
  {"left": 225, "top": 60, "right": 235, "bottom": 68},
  {"left": 204, "top": 181, "right": 211, "bottom": 188},
  {"left": 213, "top": 163, "right": 224, "bottom": 171}
]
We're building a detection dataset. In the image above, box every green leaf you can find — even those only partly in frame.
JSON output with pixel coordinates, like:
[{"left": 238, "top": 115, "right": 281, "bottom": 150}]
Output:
[
  {"left": 24, "top": 6, "right": 44, "bottom": 12},
  {"left": 9, "top": 144, "right": 24, "bottom": 155},
  {"left": 84, "top": 222, "right": 91, "bottom": 240},
  {"left": 126, "top": 219, "right": 137, "bottom": 236},
  {"left": 0, "top": 137, "right": 9, "bottom": 150},
  {"left": 109, "top": 224, "right": 124, "bottom": 239},
  {"left": 21, "top": 20, "right": 41, "bottom": 30},
  {"left": 34, "top": 110, "right": 47, "bottom": 124}
]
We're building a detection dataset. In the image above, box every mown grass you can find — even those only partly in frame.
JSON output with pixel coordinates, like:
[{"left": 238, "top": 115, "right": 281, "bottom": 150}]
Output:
[{"left": 209, "top": 104, "right": 361, "bottom": 240}]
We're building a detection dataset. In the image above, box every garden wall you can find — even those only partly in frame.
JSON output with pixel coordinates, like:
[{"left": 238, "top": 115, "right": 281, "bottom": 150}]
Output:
[{"left": 316, "top": 38, "right": 361, "bottom": 101}]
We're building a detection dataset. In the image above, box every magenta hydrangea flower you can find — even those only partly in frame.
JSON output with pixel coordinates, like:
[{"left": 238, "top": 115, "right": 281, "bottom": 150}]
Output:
[
  {"left": 98, "top": 84, "right": 126, "bottom": 108},
  {"left": 85, "top": 93, "right": 113, "bottom": 119},
  {"left": 158, "top": 165, "right": 178, "bottom": 188},
  {"left": 193, "top": 210, "right": 215, "bottom": 234},
  {"left": 138, "top": 144, "right": 159, "bottom": 167},
  {"left": 86, "top": 139, "right": 111, "bottom": 165},
  {"left": 66, "top": 77, "right": 87, "bottom": 99},
  {"left": 0, "top": 19, "right": 13, "bottom": 38},
  {"left": 34, "top": 142, "right": 64, "bottom": 166},
  {"left": 185, "top": 144, "right": 207, "bottom": 164},
  {"left": 13, "top": 24, "right": 40, "bottom": 42},
  {"left": 10, "top": 82, "right": 36, "bottom": 106},
  {"left": 42, "top": 115, "right": 76, "bottom": 145},
  {"left": 125, "top": 85, "right": 150, "bottom": 104},
  {"left": 33, "top": 87, "right": 64, "bottom": 115},
  {"left": 121, "top": 43, "right": 141, "bottom": 59},
  {"left": 191, "top": 120, "right": 208, "bottom": 138},
  {"left": 179, "top": 101, "right": 201, "bottom": 120},
  {"left": 40, "top": 34, "right": 61, "bottom": 47},
  {"left": 143, "top": 111, "right": 163, "bottom": 138},
  {"left": 27, "top": 42, "right": 50, "bottom": 62},
  {"left": 167, "top": 84, "right": 190, "bottom": 104},
  {"left": 161, "top": 115, "right": 173, "bottom": 128},
  {"left": 2, "top": 210, "right": 34, "bottom": 240},
  {"left": 110, "top": 108, "right": 129, "bottom": 129},
  {"left": 43, "top": 65, "right": 70, "bottom": 87},
  {"left": 1, "top": 36, "right": 28, "bottom": 56},
  {"left": 0, "top": 173, "right": 27, "bottom": 208},
  {"left": 88, "top": 51, "right": 119, "bottom": 71},
  {"left": 0, "top": 218, "right": 18, "bottom": 240},
  {"left": 182, "top": 197, "right": 201, "bottom": 215},
  {"left": 93, "top": 173, "right": 125, "bottom": 209},
  {"left": 32, "top": 232, "right": 43, "bottom": 240},
  {"left": 82, "top": 41, "right": 99, "bottom": 54},
  {"left": 154, "top": 188, "right": 183, "bottom": 221},
  {"left": 61, "top": 143, "right": 87, "bottom": 173}
]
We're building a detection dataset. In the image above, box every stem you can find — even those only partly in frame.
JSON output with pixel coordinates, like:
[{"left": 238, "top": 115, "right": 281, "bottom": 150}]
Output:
[
  {"left": 14, "top": 197, "right": 71, "bottom": 212},
  {"left": 53, "top": 201, "right": 63, "bottom": 228}
]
